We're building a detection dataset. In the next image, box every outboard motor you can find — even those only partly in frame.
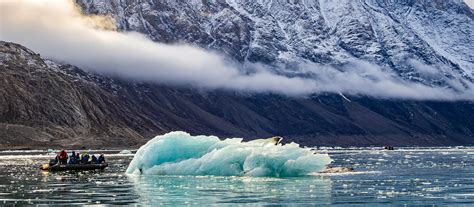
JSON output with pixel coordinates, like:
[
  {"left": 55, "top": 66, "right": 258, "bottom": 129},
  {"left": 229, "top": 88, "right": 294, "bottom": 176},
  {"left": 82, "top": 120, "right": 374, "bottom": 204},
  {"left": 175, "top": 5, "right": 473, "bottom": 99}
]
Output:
[{"left": 49, "top": 158, "right": 58, "bottom": 166}]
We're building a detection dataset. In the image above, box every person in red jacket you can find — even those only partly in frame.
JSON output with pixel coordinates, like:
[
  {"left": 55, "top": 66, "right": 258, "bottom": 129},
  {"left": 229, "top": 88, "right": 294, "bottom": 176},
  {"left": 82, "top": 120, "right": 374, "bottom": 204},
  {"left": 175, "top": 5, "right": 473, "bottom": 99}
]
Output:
[{"left": 58, "top": 149, "right": 68, "bottom": 165}]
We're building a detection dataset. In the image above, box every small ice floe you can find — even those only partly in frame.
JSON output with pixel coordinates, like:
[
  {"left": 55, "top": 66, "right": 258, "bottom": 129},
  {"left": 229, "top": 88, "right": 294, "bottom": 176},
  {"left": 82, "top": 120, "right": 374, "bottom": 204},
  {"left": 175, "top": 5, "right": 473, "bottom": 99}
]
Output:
[
  {"left": 119, "top": 150, "right": 133, "bottom": 154},
  {"left": 126, "top": 131, "right": 332, "bottom": 177},
  {"left": 46, "top": 149, "right": 59, "bottom": 155},
  {"left": 315, "top": 166, "right": 381, "bottom": 176},
  {"left": 320, "top": 167, "right": 355, "bottom": 174}
]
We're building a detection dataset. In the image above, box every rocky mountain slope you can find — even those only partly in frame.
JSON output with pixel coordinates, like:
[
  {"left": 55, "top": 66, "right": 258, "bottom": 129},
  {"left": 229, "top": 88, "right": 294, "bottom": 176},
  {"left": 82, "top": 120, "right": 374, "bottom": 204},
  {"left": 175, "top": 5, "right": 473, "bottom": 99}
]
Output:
[
  {"left": 77, "top": 0, "right": 474, "bottom": 88},
  {"left": 1, "top": 41, "right": 474, "bottom": 148}
]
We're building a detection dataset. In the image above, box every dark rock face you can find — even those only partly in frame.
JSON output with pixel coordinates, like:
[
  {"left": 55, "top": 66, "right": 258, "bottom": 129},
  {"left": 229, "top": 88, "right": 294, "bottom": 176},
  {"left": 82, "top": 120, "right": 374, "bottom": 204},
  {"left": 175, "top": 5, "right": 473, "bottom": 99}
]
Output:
[
  {"left": 0, "top": 42, "right": 147, "bottom": 149},
  {"left": 1, "top": 41, "right": 473, "bottom": 148}
]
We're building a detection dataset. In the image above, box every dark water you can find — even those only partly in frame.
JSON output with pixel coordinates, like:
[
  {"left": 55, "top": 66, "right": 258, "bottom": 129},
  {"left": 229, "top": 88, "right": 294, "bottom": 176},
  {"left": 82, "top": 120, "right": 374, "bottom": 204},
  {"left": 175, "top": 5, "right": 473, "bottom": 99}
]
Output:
[{"left": 0, "top": 148, "right": 473, "bottom": 206}]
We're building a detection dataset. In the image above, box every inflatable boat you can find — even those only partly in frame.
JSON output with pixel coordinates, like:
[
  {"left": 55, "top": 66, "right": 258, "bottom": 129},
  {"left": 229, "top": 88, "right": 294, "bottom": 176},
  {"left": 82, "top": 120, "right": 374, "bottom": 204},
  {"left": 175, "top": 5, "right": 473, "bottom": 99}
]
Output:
[{"left": 40, "top": 163, "right": 108, "bottom": 171}]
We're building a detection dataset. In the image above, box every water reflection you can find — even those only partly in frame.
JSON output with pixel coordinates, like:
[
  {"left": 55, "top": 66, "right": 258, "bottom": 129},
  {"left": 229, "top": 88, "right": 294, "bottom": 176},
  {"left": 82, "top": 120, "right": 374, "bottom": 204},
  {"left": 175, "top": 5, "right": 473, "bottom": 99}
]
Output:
[
  {"left": 0, "top": 155, "right": 139, "bottom": 205},
  {"left": 128, "top": 174, "right": 333, "bottom": 205}
]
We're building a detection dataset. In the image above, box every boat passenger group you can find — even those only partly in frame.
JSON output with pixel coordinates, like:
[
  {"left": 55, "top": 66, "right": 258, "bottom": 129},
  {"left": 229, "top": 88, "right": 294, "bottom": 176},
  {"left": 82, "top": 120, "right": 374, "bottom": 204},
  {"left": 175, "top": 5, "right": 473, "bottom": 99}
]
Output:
[{"left": 51, "top": 150, "right": 106, "bottom": 166}]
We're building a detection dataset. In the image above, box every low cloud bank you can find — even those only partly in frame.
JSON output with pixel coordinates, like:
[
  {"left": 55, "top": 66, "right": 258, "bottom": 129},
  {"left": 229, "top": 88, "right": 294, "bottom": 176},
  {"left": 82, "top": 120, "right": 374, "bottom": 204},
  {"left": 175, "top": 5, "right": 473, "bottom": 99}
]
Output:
[{"left": 1, "top": 0, "right": 473, "bottom": 100}]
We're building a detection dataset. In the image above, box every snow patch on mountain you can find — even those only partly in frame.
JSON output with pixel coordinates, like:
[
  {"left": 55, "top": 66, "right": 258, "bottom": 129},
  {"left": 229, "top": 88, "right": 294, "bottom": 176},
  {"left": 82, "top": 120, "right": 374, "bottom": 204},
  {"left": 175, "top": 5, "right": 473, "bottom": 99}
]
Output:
[
  {"left": 1, "top": 0, "right": 473, "bottom": 99},
  {"left": 76, "top": 0, "right": 473, "bottom": 86}
]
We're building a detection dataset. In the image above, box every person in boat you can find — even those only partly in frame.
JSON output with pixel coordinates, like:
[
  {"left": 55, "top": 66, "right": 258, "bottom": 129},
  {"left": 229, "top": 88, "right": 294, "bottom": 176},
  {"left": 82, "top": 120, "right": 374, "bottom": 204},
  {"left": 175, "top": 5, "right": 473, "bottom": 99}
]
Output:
[
  {"left": 81, "top": 152, "right": 90, "bottom": 164},
  {"left": 97, "top": 154, "right": 105, "bottom": 164},
  {"left": 68, "top": 151, "right": 78, "bottom": 164},
  {"left": 91, "top": 155, "right": 98, "bottom": 164},
  {"left": 58, "top": 149, "right": 68, "bottom": 165}
]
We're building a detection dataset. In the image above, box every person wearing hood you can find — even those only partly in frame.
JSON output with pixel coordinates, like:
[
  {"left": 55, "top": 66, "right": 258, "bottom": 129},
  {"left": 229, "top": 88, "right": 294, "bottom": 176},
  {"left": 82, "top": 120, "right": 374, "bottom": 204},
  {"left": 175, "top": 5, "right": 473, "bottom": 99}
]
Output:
[
  {"left": 97, "top": 154, "right": 105, "bottom": 164},
  {"left": 91, "top": 155, "right": 98, "bottom": 164},
  {"left": 68, "top": 151, "right": 77, "bottom": 164}
]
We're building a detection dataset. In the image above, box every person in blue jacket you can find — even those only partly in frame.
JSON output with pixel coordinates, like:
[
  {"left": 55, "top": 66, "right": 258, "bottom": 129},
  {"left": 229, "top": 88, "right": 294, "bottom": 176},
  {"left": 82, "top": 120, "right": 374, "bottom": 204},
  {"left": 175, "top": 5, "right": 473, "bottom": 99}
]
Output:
[
  {"left": 91, "top": 155, "right": 98, "bottom": 164},
  {"left": 68, "top": 151, "right": 77, "bottom": 164},
  {"left": 97, "top": 154, "right": 105, "bottom": 164},
  {"left": 81, "top": 152, "right": 90, "bottom": 164}
]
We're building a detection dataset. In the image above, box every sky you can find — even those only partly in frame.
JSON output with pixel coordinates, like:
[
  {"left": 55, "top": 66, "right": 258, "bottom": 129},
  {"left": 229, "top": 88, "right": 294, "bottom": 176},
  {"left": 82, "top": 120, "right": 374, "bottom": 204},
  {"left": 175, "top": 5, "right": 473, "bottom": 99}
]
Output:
[{"left": 0, "top": 0, "right": 473, "bottom": 100}]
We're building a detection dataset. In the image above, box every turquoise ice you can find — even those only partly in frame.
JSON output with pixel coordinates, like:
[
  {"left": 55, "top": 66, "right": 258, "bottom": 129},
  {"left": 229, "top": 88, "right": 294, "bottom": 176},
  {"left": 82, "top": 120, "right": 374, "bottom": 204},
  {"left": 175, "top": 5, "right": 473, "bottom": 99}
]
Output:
[{"left": 126, "top": 131, "right": 331, "bottom": 177}]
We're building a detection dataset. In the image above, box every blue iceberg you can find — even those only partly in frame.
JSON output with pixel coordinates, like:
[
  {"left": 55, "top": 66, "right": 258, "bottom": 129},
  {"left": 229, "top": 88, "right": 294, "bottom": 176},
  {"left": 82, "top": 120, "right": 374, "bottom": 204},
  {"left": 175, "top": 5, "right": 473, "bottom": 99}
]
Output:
[{"left": 126, "top": 131, "right": 332, "bottom": 177}]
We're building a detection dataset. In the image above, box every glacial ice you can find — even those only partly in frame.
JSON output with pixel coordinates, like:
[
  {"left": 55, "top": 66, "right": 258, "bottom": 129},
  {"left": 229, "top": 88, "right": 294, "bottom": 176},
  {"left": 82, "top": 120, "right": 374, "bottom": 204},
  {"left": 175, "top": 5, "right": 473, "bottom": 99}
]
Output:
[{"left": 126, "top": 131, "right": 332, "bottom": 177}]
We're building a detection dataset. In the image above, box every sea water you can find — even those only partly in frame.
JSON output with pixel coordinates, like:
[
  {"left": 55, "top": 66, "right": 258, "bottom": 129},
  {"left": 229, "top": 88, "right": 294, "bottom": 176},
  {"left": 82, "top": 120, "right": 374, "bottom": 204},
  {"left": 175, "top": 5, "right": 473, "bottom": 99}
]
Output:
[{"left": 0, "top": 147, "right": 473, "bottom": 205}]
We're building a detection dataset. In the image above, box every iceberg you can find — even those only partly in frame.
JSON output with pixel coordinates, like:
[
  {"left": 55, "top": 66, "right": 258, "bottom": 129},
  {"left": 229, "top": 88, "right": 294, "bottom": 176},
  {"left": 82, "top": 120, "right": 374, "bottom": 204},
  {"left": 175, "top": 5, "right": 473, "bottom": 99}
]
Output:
[{"left": 126, "top": 131, "right": 332, "bottom": 177}]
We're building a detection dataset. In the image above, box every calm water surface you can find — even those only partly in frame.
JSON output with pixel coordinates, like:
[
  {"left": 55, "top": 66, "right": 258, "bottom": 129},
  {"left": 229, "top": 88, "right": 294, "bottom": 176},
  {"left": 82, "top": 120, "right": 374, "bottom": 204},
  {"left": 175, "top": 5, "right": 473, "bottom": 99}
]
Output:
[{"left": 0, "top": 147, "right": 473, "bottom": 206}]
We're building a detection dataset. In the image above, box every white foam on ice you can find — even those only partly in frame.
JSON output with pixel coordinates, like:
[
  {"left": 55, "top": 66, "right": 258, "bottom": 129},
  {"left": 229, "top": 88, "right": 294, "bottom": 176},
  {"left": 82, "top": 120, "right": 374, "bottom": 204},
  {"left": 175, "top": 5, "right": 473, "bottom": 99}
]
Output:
[{"left": 126, "top": 131, "right": 332, "bottom": 177}]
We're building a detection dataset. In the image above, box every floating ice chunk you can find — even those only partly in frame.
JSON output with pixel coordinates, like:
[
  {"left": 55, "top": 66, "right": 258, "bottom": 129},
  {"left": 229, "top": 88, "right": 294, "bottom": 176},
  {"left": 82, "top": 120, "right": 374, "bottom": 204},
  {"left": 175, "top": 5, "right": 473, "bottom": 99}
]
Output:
[
  {"left": 119, "top": 150, "right": 133, "bottom": 154},
  {"left": 126, "top": 131, "right": 332, "bottom": 177},
  {"left": 46, "top": 149, "right": 59, "bottom": 155}
]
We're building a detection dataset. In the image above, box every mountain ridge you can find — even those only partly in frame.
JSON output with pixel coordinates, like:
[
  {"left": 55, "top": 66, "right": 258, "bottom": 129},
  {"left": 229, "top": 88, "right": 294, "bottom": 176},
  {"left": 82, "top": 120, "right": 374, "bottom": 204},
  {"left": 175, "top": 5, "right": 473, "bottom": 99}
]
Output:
[
  {"left": 1, "top": 0, "right": 474, "bottom": 148},
  {"left": 76, "top": 0, "right": 474, "bottom": 89},
  {"left": 1, "top": 41, "right": 474, "bottom": 148}
]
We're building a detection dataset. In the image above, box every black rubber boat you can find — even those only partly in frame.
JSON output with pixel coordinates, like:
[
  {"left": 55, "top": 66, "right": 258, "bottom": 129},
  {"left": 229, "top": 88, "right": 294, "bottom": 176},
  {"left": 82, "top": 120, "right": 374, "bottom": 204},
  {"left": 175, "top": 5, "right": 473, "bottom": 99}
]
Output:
[{"left": 40, "top": 163, "right": 108, "bottom": 171}]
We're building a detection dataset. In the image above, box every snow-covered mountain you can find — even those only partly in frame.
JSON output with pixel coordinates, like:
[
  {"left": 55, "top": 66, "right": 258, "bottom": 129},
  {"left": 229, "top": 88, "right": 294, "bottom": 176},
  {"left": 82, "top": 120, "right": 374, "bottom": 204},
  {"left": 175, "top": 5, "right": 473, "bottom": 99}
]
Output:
[
  {"left": 77, "top": 0, "right": 473, "bottom": 88},
  {"left": 2, "top": 1, "right": 474, "bottom": 148},
  {"left": 2, "top": 41, "right": 474, "bottom": 148}
]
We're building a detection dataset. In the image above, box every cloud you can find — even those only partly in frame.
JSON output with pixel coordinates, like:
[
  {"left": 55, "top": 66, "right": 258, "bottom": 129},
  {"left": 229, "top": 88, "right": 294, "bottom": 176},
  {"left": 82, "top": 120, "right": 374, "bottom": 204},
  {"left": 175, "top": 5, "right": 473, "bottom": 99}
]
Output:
[
  {"left": 465, "top": 0, "right": 474, "bottom": 8},
  {"left": 0, "top": 0, "right": 473, "bottom": 100}
]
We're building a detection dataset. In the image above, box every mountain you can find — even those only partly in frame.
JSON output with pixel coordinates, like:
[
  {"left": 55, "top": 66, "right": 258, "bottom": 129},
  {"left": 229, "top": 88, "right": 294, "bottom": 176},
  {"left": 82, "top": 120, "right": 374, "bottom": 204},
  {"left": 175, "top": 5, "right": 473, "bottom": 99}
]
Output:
[
  {"left": 76, "top": 0, "right": 474, "bottom": 88},
  {"left": 1, "top": 0, "right": 474, "bottom": 148},
  {"left": 1, "top": 41, "right": 474, "bottom": 149}
]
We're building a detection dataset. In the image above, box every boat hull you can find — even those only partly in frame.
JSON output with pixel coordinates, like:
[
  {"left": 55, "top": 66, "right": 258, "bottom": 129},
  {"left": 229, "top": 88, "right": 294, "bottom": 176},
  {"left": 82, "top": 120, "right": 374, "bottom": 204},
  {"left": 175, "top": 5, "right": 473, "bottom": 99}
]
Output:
[{"left": 41, "top": 163, "right": 108, "bottom": 171}]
